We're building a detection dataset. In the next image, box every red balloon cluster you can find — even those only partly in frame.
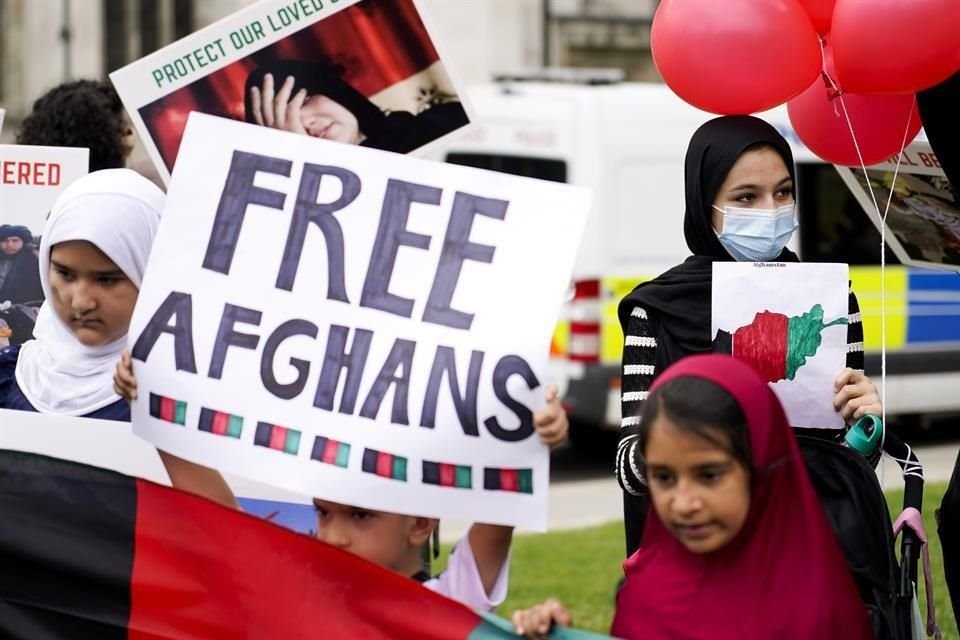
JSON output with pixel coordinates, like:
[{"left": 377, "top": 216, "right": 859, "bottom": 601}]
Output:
[
  {"left": 651, "top": 0, "right": 960, "bottom": 166},
  {"left": 787, "top": 46, "right": 922, "bottom": 166}
]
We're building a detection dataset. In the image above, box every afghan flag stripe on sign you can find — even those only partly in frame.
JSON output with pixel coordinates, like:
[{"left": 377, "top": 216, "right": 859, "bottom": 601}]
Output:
[
  {"left": 423, "top": 461, "right": 472, "bottom": 489},
  {"left": 441, "top": 463, "right": 456, "bottom": 486},
  {"left": 269, "top": 425, "right": 288, "bottom": 451},
  {"left": 362, "top": 448, "right": 407, "bottom": 481},
  {"left": 0, "top": 451, "right": 610, "bottom": 639},
  {"left": 212, "top": 412, "right": 229, "bottom": 436},
  {"left": 311, "top": 437, "right": 351, "bottom": 469},
  {"left": 198, "top": 408, "right": 243, "bottom": 440},
  {"left": 377, "top": 452, "right": 393, "bottom": 478},
  {"left": 483, "top": 467, "right": 534, "bottom": 494},
  {"left": 255, "top": 422, "right": 300, "bottom": 455},
  {"left": 149, "top": 393, "right": 186, "bottom": 426}
]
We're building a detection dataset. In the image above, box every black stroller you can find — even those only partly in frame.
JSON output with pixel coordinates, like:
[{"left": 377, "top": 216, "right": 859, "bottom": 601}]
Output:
[{"left": 798, "top": 432, "right": 935, "bottom": 640}]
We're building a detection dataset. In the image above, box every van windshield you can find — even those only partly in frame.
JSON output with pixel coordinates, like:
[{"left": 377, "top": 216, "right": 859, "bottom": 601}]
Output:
[{"left": 796, "top": 163, "right": 901, "bottom": 265}]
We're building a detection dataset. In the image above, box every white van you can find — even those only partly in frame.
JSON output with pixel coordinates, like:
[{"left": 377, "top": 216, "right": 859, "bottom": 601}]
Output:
[{"left": 438, "top": 71, "right": 960, "bottom": 438}]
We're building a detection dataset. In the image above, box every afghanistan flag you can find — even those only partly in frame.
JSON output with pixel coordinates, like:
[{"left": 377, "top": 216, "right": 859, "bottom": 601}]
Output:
[
  {"left": 0, "top": 450, "right": 608, "bottom": 640},
  {"left": 254, "top": 421, "right": 301, "bottom": 455},
  {"left": 149, "top": 393, "right": 186, "bottom": 426},
  {"left": 712, "top": 303, "right": 846, "bottom": 383},
  {"left": 484, "top": 467, "right": 534, "bottom": 494},
  {"left": 423, "top": 460, "right": 472, "bottom": 489}
]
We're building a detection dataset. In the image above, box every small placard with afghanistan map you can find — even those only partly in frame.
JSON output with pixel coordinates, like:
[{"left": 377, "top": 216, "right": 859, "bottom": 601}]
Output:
[{"left": 712, "top": 262, "right": 849, "bottom": 429}]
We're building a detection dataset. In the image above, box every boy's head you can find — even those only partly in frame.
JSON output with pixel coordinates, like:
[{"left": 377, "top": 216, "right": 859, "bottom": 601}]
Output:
[
  {"left": 312, "top": 498, "right": 437, "bottom": 575},
  {"left": 17, "top": 80, "right": 133, "bottom": 172}
]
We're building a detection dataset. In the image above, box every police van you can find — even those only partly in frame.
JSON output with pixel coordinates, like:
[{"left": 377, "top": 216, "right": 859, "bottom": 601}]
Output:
[{"left": 439, "top": 70, "right": 960, "bottom": 438}]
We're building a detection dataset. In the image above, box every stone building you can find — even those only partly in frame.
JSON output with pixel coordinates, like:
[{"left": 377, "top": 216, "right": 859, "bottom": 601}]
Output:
[{"left": 0, "top": 0, "right": 659, "bottom": 141}]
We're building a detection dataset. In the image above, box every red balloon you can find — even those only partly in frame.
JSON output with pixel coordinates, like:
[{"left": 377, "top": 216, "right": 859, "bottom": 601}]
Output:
[
  {"left": 787, "top": 48, "right": 922, "bottom": 166},
  {"left": 832, "top": 0, "right": 960, "bottom": 95},
  {"left": 796, "top": 0, "right": 835, "bottom": 35},
  {"left": 651, "top": 0, "right": 822, "bottom": 115}
]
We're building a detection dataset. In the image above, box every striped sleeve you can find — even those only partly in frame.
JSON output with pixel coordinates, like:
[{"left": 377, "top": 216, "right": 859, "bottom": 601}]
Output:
[
  {"left": 883, "top": 431, "right": 925, "bottom": 511},
  {"left": 617, "top": 306, "right": 656, "bottom": 496},
  {"left": 848, "top": 288, "right": 922, "bottom": 507},
  {"left": 847, "top": 288, "right": 864, "bottom": 372}
]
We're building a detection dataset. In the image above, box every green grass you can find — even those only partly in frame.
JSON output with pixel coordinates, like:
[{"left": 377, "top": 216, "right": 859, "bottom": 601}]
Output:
[{"left": 439, "top": 482, "right": 957, "bottom": 637}]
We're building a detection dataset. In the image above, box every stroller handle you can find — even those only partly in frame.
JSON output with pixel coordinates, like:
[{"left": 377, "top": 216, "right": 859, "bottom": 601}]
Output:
[{"left": 898, "top": 527, "right": 920, "bottom": 598}]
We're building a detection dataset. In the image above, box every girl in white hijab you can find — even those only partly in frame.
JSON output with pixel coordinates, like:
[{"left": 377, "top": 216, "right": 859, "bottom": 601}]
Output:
[{"left": 0, "top": 169, "right": 162, "bottom": 418}]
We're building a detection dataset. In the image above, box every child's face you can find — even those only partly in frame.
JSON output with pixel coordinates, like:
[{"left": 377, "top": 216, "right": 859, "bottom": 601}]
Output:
[
  {"left": 48, "top": 240, "right": 138, "bottom": 347},
  {"left": 312, "top": 499, "right": 435, "bottom": 575},
  {"left": 644, "top": 416, "right": 750, "bottom": 554}
]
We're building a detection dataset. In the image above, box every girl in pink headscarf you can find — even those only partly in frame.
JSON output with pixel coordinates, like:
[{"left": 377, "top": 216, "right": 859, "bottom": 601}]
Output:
[{"left": 513, "top": 355, "right": 872, "bottom": 640}]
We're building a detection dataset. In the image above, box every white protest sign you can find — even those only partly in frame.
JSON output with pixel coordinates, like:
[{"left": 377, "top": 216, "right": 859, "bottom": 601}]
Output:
[
  {"left": 128, "top": 113, "right": 590, "bottom": 530},
  {"left": 0, "top": 145, "right": 89, "bottom": 343},
  {"left": 110, "top": 0, "right": 472, "bottom": 184},
  {"left": 0, "top": 145, "right": 89, "bottom": 234},
  {"left": 0, "top": 108, "right": 6, "bottom": 135},
  {"left": 712, "top": 262, "right": 849, "bottom": 429}
]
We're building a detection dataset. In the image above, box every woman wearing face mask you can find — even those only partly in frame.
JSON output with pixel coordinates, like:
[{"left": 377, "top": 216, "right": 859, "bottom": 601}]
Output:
[
  {"left": 244, "top": 59, "right": 468, "bottom": 154},
  {"left": 615, "top": 115, "right": 923, "bottom": 556}
]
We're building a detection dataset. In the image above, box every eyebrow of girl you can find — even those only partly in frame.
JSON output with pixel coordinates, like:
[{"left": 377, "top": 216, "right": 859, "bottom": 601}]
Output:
[
  {"left": 50, "top": 260, "right": 125, "bottom": 277},
  {"left": 694, "top": 461, "right": 733, "bottom": 472},
  {"left": 50, "top": 260, "right": 75, "bottom": 272},
  {"left": 729, "top": 177, "right": 793, "bottom": 192}
]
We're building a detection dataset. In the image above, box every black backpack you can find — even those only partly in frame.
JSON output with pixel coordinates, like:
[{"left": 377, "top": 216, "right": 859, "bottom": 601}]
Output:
[{"left": 797, "top": 435, "right": 915, "bottom": 640}]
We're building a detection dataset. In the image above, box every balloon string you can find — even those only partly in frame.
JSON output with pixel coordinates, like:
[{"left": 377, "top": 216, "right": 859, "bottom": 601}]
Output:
[{"left": 828, "top": 72, "right": 915, "bottom": 470}]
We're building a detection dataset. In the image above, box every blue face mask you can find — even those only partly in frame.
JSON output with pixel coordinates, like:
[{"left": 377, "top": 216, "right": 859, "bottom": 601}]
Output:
[{"left": 712, "top": 203, "right": 798, "bottom": 262}]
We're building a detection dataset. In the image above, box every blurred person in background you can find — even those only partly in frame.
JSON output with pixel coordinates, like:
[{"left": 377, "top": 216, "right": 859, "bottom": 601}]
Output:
[{"left": 16, "top": 80, "right": 133, "bottom": 172}]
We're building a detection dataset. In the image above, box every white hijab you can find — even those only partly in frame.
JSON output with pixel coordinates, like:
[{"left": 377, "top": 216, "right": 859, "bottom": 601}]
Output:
[{"left": 15, "top": 169, "right": 164, "bottom": 415}]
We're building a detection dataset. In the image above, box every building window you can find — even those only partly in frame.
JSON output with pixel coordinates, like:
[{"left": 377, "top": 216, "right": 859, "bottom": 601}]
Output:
[
  {"left": 103, "top": 0, "right": 130, "bottom": 75},
  {"left": 103, "top": 0, "right": 194, "bottom": 75}
]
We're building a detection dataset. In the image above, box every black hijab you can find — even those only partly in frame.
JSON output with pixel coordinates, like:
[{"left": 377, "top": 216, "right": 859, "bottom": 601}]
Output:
[
  {"left": 918, "top": 70, "right": 960, "bottom": 198},
  {"left": 618, "top": 115, "right": 799, "bottom": 372}
]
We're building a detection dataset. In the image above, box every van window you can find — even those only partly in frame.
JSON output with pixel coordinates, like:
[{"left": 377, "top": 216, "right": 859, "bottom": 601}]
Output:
[
  {"left": 796, "top": 163, "right": 900, "bottom": 265},
  {"left": 445, "top": 153, "right": 568, "bottom": 183}
]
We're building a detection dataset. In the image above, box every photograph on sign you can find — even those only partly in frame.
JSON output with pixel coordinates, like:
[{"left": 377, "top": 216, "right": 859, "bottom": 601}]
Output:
[
  {"left": 127, "top": 113, "right": 591, "bottom": 530},
  {"left": 111, "top": 0, "right": 471, "bottom": 184},
  {"left": 712, "top": 262, "right": 849, "bottom": 429},
  {"left": 0, "top": 145, "right": 89, "bottom": 346},
  {"left": 835, "top": 141, "right": 960, "bottom": 272}
]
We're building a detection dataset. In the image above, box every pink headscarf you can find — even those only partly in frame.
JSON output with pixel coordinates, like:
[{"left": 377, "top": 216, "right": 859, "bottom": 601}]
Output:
[{"left": 611, "top": 355, "right": 871, "bottom": 640}]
